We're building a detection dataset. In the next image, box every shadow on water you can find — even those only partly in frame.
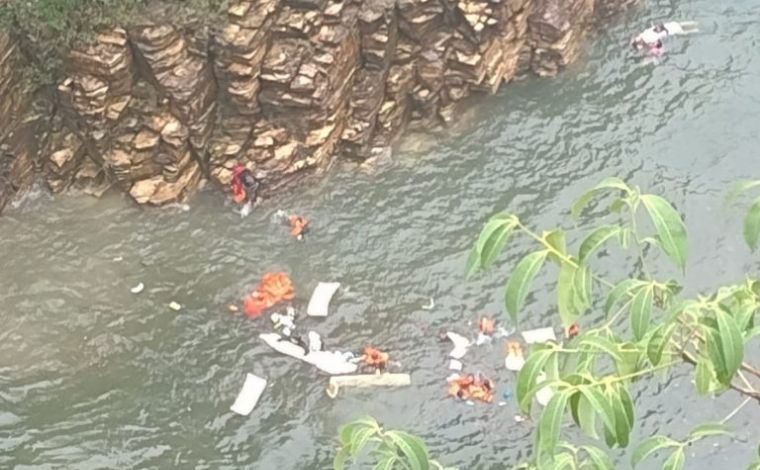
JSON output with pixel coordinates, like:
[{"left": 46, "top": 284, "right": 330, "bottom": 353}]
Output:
[{"left": 2, "top": 0, "right": 760, "bottom": 468}]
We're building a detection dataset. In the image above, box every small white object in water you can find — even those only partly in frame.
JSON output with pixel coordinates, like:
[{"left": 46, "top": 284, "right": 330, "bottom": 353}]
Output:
[
  {"left": 421, "top": 297, "right": 435, "bottom": 310},
  {"left": 130, "top": 283, "right": 145, "bottom": 294},
  {"left": 169, "top": 301, "right": 182, "bottom": 311},
  {"left": 465, "top": 400, "right": 475, "bottom": 406},
  {"left": 112, "top": 256, "right": 123, "bottom": 262},
  {"left": 498, "top": 401, "right": 507, "bottom": 407},
  {"left": 230, "top": 373, "right": 267, "bottom": 416},
  {"left": 475, "top": 332, "right": 492, "bottom": 346},
  {"left": 239, "top": 202, "right": 252, "bottom": 218},
  {"left": 449, "top": 359, "right": 463, "bottom": 371},
  {"left": 308, "top": 331, "right": 322, "bottom": 352},
  {"left": 307, "top": 282, "right": 341, "bottom": 317},
  {"left": 514, "top": 415, "right": 527, "bottom": 423},
  {"left": 447, "top": 332, "right": 471, "bottom": 359},
  {"left": 271, "top": 209, "right": 288, "bottom": 224},
  {"left": 521, "top": 327, "right": 557, "bottom": 344}
]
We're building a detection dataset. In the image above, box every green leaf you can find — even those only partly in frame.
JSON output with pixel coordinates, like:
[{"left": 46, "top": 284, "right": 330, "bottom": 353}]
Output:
[
  {"left": 630, "top": 285, "right": 654, "bottom": 341},
  {"left": 350, "top": 426, "right": 377, "bottom": 455},
  {"left": 573, "top": 265, "right": 593, "bottom": 312},
  {"left": 545, "top": 229, "right": 568, "bottom": 265},
  {"left": 386, "top": 430, "right": 430, "bottom": 470},
  {"left": 615, "top": 344, "right": 641, "bottom": 378},
  {"left": 688, "top": 422, "right": 731, "bottom": 440},
  {"left": 558, "top": 263, "right": 581, "bottom": 328},
  {"left": 579, "top": 336, "right": 622, "bottom": 361},
  {"left": 581, "top": 445, "right": 614, "bottom": 470},
  {"left": 577, "top": 393, "right": 599, "bottom": 439},
  {"left": 546, "top": 452, "right": 575, "bottom": 470},
  {"left": 505, "top": 250, "right": 549, "bottom": 323},
  {"left": 572, "top": 177, "right": 633, "bottom": 219},
  {"left": 333, "top": 447, "right": 350, "bottom": 470},
  {"left": 579, "top": 225, "right": 622, "bottom": 263},
  {"left": 476, "top": 214, "right": 518, "bottom": 269},
  {"left": 517, "top": 348, "right": 554, "bottom": 413},
  {"left": 579, "top": 387, "right": 616, "bottom": 440},
  {"left": 715, "top": 308, "right": 744, "bottom": 381},
  {"left": 726, "top": 179, "right": 760, "bottom": 205},
  {"left": 608, "top": 388, "right": 630, "bottom": 448},
  {"left": 647, "top": 323, "right": 675, "bottom": 366},
  {"left": 604, "top": 279, "right": 645, "bottom": 316},
  {"left": 631, "top": 436, "right": 677, "bottom": 467},
  {"left": 465, "top": 244, "right": 480, "bottom": 279},
  {"left": 617, "top": 385, "right": 635, "bottom": 432},
  {"left": 695, "top": 355, "right": 714, "bottom": 395},
  {"left": 640, "top": 194, "right": 688, "bottom": 270},
  {"left": 744, "top": 196, "right": 760, "bottom": 252},
  {"left": 373, "top": 455, "right": 398, "bottom": 470},
  {"left": 663, "top": 448, "right": 685, "bottom": 470},
  {"left": 539, "top": 390, "right": 571, "bottom": 455}
]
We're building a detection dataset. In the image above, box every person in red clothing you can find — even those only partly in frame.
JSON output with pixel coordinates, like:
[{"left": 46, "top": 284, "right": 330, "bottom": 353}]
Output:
[{"left": 230, "top": 164, "right": 260, "bottom": 205}]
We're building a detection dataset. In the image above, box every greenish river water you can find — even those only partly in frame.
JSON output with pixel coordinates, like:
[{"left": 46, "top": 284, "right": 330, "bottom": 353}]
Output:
[{"left": 2, "top": 1, "right": 760, "bottom": 468}]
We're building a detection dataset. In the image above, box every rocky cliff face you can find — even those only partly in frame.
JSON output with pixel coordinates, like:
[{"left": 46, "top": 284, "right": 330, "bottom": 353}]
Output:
[{"left": 0, "top": 0, "right": 638, "bottom": 212}]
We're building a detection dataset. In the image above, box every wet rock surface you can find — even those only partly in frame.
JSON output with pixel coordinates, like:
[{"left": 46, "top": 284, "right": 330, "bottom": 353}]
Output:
[{"left": 0, "top": 0, "right": 639, "bottom": 212}]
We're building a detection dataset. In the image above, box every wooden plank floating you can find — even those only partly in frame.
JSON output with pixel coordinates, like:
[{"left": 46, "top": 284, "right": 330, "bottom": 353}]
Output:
[{"left": 326, "top": 373, "right": 411, "bottom": 398}]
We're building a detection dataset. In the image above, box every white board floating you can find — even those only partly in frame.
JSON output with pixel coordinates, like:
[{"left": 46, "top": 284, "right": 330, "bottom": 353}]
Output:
[
  {"left": 521, "top": 327, "right": 557, "bottom": 344},
  {"left": 326, "top": 373, "right": 411, "bottom": 398},
  {"left": 230, "top": 373, "right": 267, "bottom": 416},
  {"left": 307, "top": 282, "right": 341, "bottom": 317},
  {"left": 446, "top": 332, "right": 471, "bottom": 359},
  {"left": 259, "top": 333, "right": 358, "bottom": 375}
]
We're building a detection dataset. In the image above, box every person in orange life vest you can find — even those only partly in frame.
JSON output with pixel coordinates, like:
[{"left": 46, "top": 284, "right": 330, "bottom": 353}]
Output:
[{"left": 230, "top": 165, "right": 260, "bottom": 205}]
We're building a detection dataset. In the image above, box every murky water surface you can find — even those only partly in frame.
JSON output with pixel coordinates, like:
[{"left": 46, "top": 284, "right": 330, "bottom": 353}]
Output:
[{"left": 3, "top": 1, "right": 760, "bottom": 468}]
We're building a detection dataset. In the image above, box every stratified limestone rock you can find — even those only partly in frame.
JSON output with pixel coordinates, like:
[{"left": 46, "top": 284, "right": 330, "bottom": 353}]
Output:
[
  {"left": 0, "top": 32, "right": 46, "bottom": 211},
  {"left": 528, "top": 0, "right": 595, "bottom": 76},
  {"left": 129, "top": 24, "right": 217, "bottom": 152},
  {"left": 0, "top": 0, "right": 641, "bottom": 214}
]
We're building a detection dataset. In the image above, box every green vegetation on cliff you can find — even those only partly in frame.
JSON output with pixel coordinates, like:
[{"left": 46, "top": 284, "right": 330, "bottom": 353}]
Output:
[{"left": 0, "top": 0, "right": 225, "bottom": 83}]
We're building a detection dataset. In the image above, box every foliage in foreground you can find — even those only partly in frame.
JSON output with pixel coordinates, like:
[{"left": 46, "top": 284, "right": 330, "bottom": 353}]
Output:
[
  {"left": 336, "top": 178, "right": 760, "bottom": 469},
  {"left": 334, "top": 416, "right": 455, "bottom": 470}
]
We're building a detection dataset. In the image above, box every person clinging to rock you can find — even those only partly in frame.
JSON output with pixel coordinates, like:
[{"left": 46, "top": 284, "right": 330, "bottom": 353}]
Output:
[{"left": 230, "top": 164, "right": 260, "bottom": 216}]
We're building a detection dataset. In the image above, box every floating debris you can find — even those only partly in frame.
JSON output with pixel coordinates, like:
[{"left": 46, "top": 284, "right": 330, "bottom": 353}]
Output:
[
  {"left": 112, "top": 256, "right": 123, "bottom": 262},
  {"left": 565, "top": 323, "right": 580, "bottom": 339},
  {"left": 446, "top": 332, "right": 471, "bottom": 359},
  {"left": 421, "top": 297, "right": 435, "bottom": 310},
  {"left": 307, "top": 282, "right": 340, "bottom": 317},
  {"left": 478, "top": 317, "right": 495, "bottom": 335},
  {"left": 448, "top": 373, "right": 495, "bottom": 403},
  {"left": 326, "top": 373, "right": 411, "bottom": 398},
  {"left": 130, "top": 282, "right": 145, "bottom": 294},
  {"left": 521, "top": 327, "right": 557, "bottom": 344},
  {"left": 360, "top": 347, "right": 390, "bottom": 371},
  {"left": 449, "top": 359, "right": 463, "bottom": 371},
  {"left": 228, "top": 304, "right": 239, "bottom": 313},
  {"left": 230, "top": 373, "right": 267, "bottom": 416},
  {"left": 288, "top": 215, "right": 309, "bottom": 239},
  {"left": 168, "top": 301, "right": 182, "bottom": 311},
  {"left": 504, "top": 342, "right": 525, "bottom": 371},
  {"left": 243, "top": 272, "right": 294, "bottom": 318},
  {"left": 259, "top": 333, "right": 358, "bottom": 375}
]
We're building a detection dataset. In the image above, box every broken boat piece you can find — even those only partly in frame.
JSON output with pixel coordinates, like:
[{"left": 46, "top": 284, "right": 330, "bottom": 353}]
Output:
[
  {"left": 521, "top": 327, "right": 557, "bottom": 344},
  {"left": 259, "top": 333, "right": 358, "bottom": 375},
  {"left": 449, "top": 359, "right": 463, "bottom": 371},
  {"left": 230, "top": 373, "right": 267, "bottom": 416},
  {"left": 326, "top": 373, "right": 411, "bottom": 398},
  {"left": 446, "top": 332, "right": 471, "bottom": 359},
  {"left": 130, "top": 282, "right": 145, "bottom": 294},
  {"left": 307, "top": 282, "right": 340, "bottom": 317}
]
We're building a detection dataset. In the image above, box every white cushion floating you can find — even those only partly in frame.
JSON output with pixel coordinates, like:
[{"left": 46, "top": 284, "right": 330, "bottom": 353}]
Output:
[
  {"left": 230, "top": 373, "right": 267, "bottom": 416},
  {"left": 307, "top": 282, "right": 341, "bottom": 317},
  {"left": 259, "top": 333, "right": 358, "bottom": 375}
]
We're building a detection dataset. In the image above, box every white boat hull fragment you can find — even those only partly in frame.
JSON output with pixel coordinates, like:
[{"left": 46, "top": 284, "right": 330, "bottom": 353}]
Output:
[
  {"left": 230, "top": 373, "right": 267, "bottom": 416},
  {"left": 307, "top": 282, "right": 341, "bottom": 317}
]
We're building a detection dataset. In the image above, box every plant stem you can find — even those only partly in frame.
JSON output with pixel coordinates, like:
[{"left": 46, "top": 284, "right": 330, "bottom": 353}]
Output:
[{"left": 721, "top": 397, "right": 752, "bottom": 424}]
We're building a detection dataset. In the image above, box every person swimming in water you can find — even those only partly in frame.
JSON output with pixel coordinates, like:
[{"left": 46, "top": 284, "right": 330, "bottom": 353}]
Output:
[{"left": 631, "top": 21, "right": 698, "bottom": 55}]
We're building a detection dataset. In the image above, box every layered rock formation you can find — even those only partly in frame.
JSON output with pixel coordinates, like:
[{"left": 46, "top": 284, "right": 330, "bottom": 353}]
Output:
[{"left": 0, "top": 0, "right": 639, "bottom": 213}]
